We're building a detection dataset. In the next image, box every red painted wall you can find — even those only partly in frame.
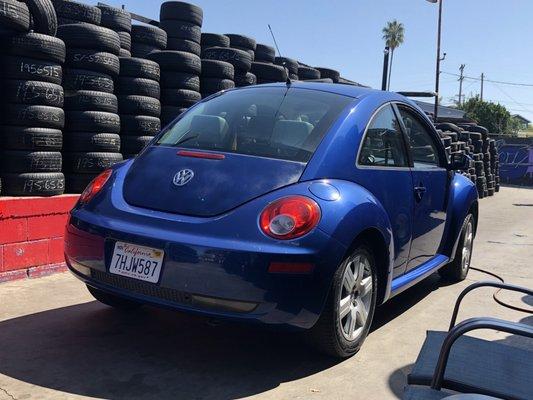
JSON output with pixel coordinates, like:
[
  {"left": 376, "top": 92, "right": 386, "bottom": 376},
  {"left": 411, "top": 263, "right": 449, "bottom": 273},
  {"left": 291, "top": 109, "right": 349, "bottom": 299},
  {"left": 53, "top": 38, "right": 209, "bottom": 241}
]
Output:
[{"left": 0, "top": 195, "right": 79, "bottom": 283}]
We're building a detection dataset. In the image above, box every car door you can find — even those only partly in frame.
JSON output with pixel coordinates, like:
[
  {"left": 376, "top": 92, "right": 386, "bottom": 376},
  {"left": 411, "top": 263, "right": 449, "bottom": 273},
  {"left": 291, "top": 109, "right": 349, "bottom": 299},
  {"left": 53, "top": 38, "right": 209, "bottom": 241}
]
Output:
[
  {"left": 395, "top": 104, "right": 449, "bottom": 271},
  {"left": 356, "top": 103, "right": 414, "bottom": 277}
]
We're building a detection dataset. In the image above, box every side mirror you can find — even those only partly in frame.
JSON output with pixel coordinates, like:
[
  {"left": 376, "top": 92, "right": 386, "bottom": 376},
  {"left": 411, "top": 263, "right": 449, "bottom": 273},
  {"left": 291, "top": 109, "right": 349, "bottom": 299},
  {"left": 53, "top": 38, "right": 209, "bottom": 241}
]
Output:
[{"left": 448, "top": 152, "right": 471, "bottom": 171}]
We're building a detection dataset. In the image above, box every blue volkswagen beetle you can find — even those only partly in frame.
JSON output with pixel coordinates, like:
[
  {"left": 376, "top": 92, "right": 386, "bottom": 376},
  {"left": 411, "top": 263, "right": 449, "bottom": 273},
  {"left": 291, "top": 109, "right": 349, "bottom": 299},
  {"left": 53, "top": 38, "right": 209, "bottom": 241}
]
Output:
[{"left": 65, "top": 82, "right": 478, "bottom": 358}]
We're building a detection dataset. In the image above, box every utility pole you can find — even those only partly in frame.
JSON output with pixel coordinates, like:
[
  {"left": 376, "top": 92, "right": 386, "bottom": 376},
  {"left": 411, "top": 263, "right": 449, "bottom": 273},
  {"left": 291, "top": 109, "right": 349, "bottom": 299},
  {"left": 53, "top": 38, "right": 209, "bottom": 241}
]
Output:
[
  {"left": 433, "top": 0, "right": 444, "bottom": 121},
  {"left": 381, "top": 47, "right": 390, "bottom": 90},
  {"left": 480, "top": 73, "right": 484, "bottom": 101},
  {"left": 458, "top": 64, "right": 465, "bottom": 105}
]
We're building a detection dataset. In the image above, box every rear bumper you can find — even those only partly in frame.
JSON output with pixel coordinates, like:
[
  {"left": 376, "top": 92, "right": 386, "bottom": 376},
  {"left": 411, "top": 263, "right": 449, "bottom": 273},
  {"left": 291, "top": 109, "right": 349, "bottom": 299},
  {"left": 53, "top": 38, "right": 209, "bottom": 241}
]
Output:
[{"left": 65, "top": 214, "right": 347, "bottom": 329}]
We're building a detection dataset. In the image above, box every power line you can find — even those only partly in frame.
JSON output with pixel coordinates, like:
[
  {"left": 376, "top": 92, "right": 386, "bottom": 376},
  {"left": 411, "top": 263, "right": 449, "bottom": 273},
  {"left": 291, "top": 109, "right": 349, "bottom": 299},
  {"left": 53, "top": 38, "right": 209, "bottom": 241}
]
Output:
[{"left": 442, "top": 71, "right": 533, "bottom": 87}]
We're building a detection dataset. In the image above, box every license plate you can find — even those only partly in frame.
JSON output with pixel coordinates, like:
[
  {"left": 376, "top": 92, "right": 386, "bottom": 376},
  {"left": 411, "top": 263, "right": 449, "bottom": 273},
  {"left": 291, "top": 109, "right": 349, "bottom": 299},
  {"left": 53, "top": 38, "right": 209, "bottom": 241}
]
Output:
[{"left": 109, "top": 242, "right": 164, "bottom": 283}]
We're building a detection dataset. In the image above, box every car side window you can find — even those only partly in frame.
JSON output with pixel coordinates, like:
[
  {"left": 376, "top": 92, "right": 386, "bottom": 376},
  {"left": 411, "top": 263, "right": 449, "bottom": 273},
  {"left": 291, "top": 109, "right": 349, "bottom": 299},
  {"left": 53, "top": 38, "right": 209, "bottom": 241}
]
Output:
[
  {"left": 397, "top": 107, "right": 441, "bottom": 167},
  {"left": 358, "top": 104, "right": 408, "bottom": 167}
]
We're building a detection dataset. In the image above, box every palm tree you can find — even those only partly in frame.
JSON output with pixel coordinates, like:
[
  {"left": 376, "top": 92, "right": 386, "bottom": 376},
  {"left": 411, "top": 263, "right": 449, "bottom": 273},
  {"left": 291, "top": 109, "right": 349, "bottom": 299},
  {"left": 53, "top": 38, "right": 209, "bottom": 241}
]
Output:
[{"left": 382, "top": 20, "right": 405, "bottom": 90}]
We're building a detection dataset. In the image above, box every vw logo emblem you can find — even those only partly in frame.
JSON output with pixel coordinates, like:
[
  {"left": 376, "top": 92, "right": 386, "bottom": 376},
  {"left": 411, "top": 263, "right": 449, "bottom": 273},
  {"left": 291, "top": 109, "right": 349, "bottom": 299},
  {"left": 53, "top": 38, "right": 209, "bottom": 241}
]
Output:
[{"left": 173, "top": 169, "right": 194, "bottom": 186}]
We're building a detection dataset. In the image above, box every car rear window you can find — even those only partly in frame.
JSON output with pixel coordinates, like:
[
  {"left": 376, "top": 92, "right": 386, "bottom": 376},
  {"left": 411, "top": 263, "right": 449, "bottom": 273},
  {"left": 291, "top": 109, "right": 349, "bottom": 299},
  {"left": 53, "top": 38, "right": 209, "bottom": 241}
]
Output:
[{"left": 156, "top": 86, "right": 352, "bottom": 162}]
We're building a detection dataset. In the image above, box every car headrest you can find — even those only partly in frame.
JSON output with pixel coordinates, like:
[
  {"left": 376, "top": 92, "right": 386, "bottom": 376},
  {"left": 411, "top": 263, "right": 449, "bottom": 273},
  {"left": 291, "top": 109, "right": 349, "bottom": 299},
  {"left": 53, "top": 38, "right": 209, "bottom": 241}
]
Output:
[
  {"left": 271, "top": 120, "right": 314, "bottom": 148},
  {"left": 190, "top": 115, "right": 229, "bottom": 145}
]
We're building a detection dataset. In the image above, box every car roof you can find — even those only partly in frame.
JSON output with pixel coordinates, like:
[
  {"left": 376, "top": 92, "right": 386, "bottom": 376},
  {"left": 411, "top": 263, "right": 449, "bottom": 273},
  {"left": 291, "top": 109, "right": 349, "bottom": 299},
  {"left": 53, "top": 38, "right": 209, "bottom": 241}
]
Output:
[{"left": 236, "top": 81, "right": 418, "bottom": 106}]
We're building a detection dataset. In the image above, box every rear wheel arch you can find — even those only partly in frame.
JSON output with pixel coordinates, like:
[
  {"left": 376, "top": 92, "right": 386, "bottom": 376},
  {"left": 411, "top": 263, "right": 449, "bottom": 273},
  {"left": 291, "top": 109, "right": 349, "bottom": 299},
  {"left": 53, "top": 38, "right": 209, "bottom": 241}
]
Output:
[
  {"left": 345, "top": 228, "right": 390, "bottom": 305},
  {"left": 469, "top": 200, "right": 479, "bottom": 237}
]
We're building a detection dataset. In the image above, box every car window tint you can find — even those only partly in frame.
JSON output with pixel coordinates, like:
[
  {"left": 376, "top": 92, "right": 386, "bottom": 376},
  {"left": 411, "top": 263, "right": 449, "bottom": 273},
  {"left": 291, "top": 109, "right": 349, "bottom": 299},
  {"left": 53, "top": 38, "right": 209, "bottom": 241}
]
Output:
[
  {"left": 359, "top": 104, "right": 408, "bottom": 167},
  {"left": 398, "top": 107, "right": 440, "bottom": 167},
  {"left": 156, "top": 87, "right": 352, "bottom": 163}
]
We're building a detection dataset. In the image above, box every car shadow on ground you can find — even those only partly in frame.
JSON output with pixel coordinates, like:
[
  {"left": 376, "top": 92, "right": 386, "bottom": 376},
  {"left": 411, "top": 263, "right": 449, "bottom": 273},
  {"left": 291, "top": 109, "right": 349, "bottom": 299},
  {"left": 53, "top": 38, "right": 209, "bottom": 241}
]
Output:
[{"left": 0, "top": 273, "right": 447, "bottom": 400}]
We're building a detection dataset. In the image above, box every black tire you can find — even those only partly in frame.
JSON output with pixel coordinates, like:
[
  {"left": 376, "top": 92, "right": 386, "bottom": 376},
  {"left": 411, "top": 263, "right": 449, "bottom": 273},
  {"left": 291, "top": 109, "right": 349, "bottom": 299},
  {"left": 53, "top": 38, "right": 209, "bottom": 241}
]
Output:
[
  {"left": 4, "top": 80, "right": 63, "bottom": 107},
  {"left": 64, "top": 151, "right": 123, "bottom": 173},
  {"left": 0, "top": 172, "right": 64, "bottom": 196},
  {"left": 234, "top": 72, "right": 256, "bottom": 87},
  {"left": 51, "top": 0, "right": 101, "bottom": 24},
  {"left": 201, "top": 47, "right": 252, "bottom": 72},
  {"left": 160, "top": 1, "right": 203, "bottom": 26},
  {"left": 201, "top": 33, "right": 229, "bottom": 49},
  {"left": 121, "top": 135, "right": 153, "bottom": 154},
  {"left": 307, "top": 244, "right": 377, "bottom": 358},
  {"left": 118, "top": 31, "right": 131, "bottom": 50},
  {"left": 251, "top": 61, "right": 287, "bottom": 82},
  {"left": 298, "top": 66, "right": 321, "bottom": 80},
  {"left": 233, "top": 46, "right": 254, "bottom": 61},
  {"left": 64, "top": 132, "right": 120, "bottom": 152},
  {"left": 116, "top": 77, "right": 160, "bottom": 98},
  {"left": 146, "top": 50, "right": 201, "bottom": 74},
  {"left": 3, "top": 55, "right": 62, "bottom": 84},
  {"left": 64, "top": 90, "right": 118, "bottom": 113},
  {"left": 1, "top": 150, "right": 62, "bottom": 172},
  {"left": 316, "top": 67, "right": 340, "bottom": 83},
  {"left": 120, "top": 115, "right": 161, "bottom": 136},
  {"left": 131, "top": 24, "right": 167, "bottom": 48},
  {"left": 160, "top": 19, "right": 201, "bottom": 43},
  {"left": 255, "top": 43, "right": 275, "bottom": 63},
  {"left": 201, "top": 59, "right": 234, "bottom": 80},
  {"left": 274, "top": 57, "right": 298, "bottom": 75},
  {"left": 23, "top": 0, "right": 57, "bottom": 36},
  {"left": 200, "top": 78, "right": 235, "bottom": 95},
  {"left": 4, "top": 104, "right": 64, "bottom": 128},
  {"left": 118, "top": 48, "right": 131, "bottom": 58},
  {"left": 119, "top": 57, "right": 160, "bottom": 81},
  {"left": 66, "top": 111, "right": 120, "bottom": 133},
  {"left": 1, "top": 126, "right": 62, "bottom": 150},
  {"left": 166, "top": 38, "right": 201, "bottom": 56},
  {"left": 226, "top": 34, "right": 256, "bottom": 51},
  {"left": 118, "top": 95, "right": 161, "bottom": 117},
  {"left": 161, "top": 106, "right": 187, "bottom": 124},
  {"left": 63, "top": 69, "right": 114, "bottom": 93},
  {"left": 439, "top": 214, "right": 474, "bottom": 282},
  {"left": 130, "top": 43, "right": 160, "bottom": 58},
  {"left": 65, "top": 48, "right": 120, "bottom": 76},
  {"left": 161, "top": 89, "right": 201, "bottom": 107},
  {"left": 65, "top": 172, "right": 95, "bottom": 193},
  {"left": 0, "top": 0, "right": 30, "bottom": 33},
  {"left": 160, "top": 72, "right": 199, "bottom": 91},
  {"left": 57, "top": 23, "right": 121, "bottom": 55},
  {"left": 5, "top": 32, "right": 66, "bottom": 63},
  {"left": 97, "top": 4, "right": 131, "bottom": 32}
]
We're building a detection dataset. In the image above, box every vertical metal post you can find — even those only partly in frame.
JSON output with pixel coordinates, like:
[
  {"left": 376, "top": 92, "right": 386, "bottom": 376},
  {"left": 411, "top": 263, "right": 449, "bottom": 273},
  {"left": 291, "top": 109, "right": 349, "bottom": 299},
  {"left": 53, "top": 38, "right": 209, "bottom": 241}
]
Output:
[
  {"left": 382, "top": 47, "right": 390, "bottom": 90},
  {"left": 458, "top": 64, "right": 465, "bottom": 105},
  {"left": 433, "top": 0, "right": 443, "bottom": 121},
  {"left": 480, "top": 73, "right": 484, "bottom": 101}
]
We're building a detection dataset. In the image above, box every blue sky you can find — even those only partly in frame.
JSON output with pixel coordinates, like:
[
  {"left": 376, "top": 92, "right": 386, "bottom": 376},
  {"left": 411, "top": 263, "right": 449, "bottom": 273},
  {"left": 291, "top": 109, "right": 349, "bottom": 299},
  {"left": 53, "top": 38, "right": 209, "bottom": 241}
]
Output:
[{"left": 96, "top": 0, "right": 533, "bottom": 122}]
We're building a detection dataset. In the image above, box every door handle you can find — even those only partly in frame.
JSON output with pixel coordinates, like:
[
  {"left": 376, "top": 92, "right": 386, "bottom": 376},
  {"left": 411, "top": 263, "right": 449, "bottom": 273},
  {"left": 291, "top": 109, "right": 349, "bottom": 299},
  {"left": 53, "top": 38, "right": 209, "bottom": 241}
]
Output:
[{"left": 414, "top": 185, "right": 426, "bottom": 201}]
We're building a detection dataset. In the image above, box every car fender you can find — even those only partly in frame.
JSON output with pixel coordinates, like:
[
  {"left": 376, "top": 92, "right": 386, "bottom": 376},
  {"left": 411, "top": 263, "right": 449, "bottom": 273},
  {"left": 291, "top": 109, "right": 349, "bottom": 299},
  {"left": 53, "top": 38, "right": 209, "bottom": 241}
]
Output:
[
  {"left": 308, "top": 179, "right": 395, "bottom": 301},
  {"left": 439, "top": 173, "right": 479, "bottom": 260}
]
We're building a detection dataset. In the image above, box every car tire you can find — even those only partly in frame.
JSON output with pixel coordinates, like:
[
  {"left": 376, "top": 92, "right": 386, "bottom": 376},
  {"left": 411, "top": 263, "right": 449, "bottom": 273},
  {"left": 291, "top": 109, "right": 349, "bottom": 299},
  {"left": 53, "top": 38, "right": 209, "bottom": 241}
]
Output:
[
  {"left": 0, "top": 172, "right": 64, "bottom": 196},
  {"left": 131, "top": 24, "right": 167, "bottom": 48},
  {"left": 65, "top": 49, "right": 120, "bottom": 76},
  {"left": 4, "top": 80, "right": 64, "bottom": 107},
  {"left": 308, "top": 244, "right": 377, "bottom": 358},
  {"left": 57, "top": 23, "right": 121, "bottom": 55},
  {"left": 6, "top": 32, "right": 66, "bottom": 63},
  {"left": 51, "top": 0, "right": 101, "bottom": 24},
  {"left": 86, "top": 285, "right": 141, "bottom": 310},
  {"left": 119, "top": 57, "right": 160, "bottom": 81},
  {"left": 161, "top": 72, "right": 200, "bottom": 91},
  {"left": 3, "top": 55, "right": 62, "bottom": 84},
  {"left": 0, "top": 0, "right": 31, "bottom": 33},
  {"left": 24, "top": 0, "right": 57, "bottom": 36},
  {"left": 439, "top": 214, "right": 474, "bottom": 282},
  {"left": 116, "top": 77, "right": 160, "bottom": 98},
  {"left": 201, "top": 33, "right": 230, "bottom": 49},
  {"left": 63, "top": 69, "right": 114, "bottom": 93}
]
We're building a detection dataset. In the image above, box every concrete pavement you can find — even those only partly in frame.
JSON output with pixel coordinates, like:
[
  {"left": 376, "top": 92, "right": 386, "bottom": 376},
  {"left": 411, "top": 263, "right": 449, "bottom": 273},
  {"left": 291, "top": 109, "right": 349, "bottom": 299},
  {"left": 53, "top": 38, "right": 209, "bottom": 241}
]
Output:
[{"left": 0, "top": 186, "right": 531, "bottom": 400}]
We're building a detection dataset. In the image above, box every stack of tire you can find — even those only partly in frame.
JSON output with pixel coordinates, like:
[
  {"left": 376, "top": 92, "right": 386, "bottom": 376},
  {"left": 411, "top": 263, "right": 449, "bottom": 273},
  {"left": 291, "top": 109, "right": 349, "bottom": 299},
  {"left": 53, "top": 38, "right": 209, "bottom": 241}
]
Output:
[
  {"left": 57, "top": 20, "right": 123, "bottom": 193},
  {"left": 200, "top": 33, "right": 234, "bottom": 97},
  {"left": 97, "top": 4, "right": 132, "bottom": 58},
  {"left": 117, "top": 57, "right": 161, "bottom": 159},
  {"left": 255, "top": 43, "right": 275, "bottom": 64},
  {"left": 226, "top": 34, "right": 256, "bottom": 87},
  {"left": 130, "top": 24, "right": 167, "bottom": 58},
  {"left": 489, "top": 139, "right": 500, "bottom": 193},
  {"left": 0, "top": 0, "right": 66, "bottom": 197},
  {"left": 159, "top": 1, "right": 202, "bottom": 57},
  {"left": 275, "top": 57, "right": 298, "bottom": 80}
]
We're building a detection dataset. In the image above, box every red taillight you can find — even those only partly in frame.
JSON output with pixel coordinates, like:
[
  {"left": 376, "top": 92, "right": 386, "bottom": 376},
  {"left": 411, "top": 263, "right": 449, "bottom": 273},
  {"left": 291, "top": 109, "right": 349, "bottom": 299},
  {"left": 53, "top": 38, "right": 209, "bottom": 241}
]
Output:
[
  {"left": 260, "top": 196, "right": 321, "bottom": 239},
  {"left": 79, "top": 169, "right": 113, "bottom": 205}
]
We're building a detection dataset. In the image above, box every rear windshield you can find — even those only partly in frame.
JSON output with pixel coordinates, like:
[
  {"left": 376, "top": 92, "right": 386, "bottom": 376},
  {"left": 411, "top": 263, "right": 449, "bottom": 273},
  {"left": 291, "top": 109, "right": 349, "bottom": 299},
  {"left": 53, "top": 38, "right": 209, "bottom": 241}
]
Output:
[{"left": 156, "top": 87, "right": 352, "bottom": 162}]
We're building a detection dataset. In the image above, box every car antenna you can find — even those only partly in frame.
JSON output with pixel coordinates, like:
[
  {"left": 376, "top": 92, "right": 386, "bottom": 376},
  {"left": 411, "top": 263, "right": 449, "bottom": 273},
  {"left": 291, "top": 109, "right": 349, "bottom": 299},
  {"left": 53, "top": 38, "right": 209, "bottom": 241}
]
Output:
[{"left": 268, "top": 24, "right": 291, "bottom": 86}]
